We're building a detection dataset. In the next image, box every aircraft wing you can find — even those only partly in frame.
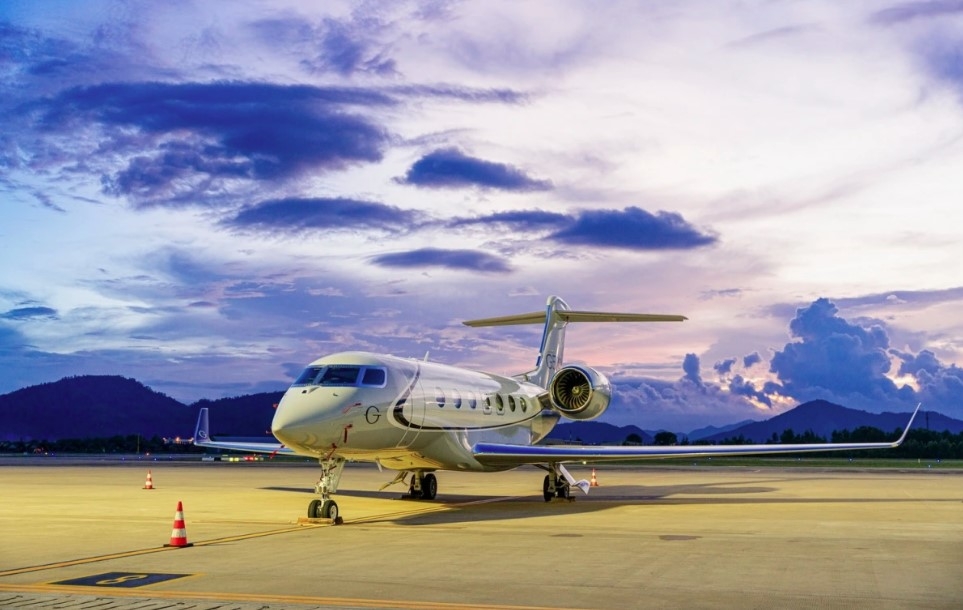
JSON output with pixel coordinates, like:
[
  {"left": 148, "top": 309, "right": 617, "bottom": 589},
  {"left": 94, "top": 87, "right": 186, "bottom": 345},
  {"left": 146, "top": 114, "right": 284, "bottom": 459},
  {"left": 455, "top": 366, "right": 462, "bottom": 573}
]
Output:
[
  {"left": 192, "top": 407, "right": 295, "bottom": 455},
  {"left": 473, "top": 403, "right": 922, "bottom": 467}
]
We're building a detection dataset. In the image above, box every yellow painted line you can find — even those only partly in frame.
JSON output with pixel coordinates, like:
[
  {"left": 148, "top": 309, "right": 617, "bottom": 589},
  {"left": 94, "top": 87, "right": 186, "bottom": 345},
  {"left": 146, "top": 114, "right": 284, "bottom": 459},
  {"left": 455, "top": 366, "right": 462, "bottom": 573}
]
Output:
[{"left": 0, "top": 583, "right": 586, "bottom": 610}]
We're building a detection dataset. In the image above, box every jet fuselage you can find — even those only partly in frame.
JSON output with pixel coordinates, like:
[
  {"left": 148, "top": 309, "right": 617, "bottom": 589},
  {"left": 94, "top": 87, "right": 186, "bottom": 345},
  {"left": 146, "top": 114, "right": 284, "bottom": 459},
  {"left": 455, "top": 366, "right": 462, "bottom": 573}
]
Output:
[{"left": 271, "top": 351, "right": 559, "bottom": 472}]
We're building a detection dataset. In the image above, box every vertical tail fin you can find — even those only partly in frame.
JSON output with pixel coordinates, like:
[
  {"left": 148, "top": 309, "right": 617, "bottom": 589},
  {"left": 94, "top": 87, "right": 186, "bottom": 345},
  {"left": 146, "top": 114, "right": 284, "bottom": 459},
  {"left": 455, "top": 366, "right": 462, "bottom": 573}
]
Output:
[
  {"left": 193, "top": 408, "right": 211, "bottom": 446},
  {"left": 463, "top": 295, "right": 686, "bottom": 388}
]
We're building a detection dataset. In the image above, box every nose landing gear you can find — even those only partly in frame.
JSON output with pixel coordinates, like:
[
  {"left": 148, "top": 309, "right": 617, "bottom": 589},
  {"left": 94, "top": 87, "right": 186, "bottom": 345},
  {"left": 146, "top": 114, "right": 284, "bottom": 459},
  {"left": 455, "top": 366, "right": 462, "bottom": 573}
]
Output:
[{"left": 308, "top": 456, "right": 345, "bottom": 524}]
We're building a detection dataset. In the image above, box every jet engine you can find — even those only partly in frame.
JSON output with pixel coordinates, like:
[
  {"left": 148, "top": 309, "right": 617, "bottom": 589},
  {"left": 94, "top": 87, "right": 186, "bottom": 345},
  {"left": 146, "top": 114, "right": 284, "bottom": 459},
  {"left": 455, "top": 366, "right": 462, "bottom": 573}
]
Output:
[{"left": 548, "top": 365, "right": 611, "bottom": 420}]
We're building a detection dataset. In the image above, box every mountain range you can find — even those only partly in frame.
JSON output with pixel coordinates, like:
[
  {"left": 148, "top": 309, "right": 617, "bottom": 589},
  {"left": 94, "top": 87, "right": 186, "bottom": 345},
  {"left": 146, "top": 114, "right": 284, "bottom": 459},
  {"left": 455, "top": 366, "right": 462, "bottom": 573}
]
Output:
[{"left": 1, "top": 375, "right": 959, "bottom": 443}]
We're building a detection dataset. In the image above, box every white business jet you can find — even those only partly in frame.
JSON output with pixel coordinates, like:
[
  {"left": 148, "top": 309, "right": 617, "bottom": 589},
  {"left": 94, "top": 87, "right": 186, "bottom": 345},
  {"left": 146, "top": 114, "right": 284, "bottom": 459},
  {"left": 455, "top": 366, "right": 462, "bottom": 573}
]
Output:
[{"left": 194, "top": 295, "right": 920, "bottom": 523}]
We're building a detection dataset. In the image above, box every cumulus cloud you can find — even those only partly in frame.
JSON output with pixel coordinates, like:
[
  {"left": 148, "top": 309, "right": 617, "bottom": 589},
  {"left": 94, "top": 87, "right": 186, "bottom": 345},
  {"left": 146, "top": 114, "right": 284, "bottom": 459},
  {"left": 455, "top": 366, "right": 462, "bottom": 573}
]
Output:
[
  {"left": 893, "top": 349, "right": 963, "bottom": 410},
  {"left": 398, "top": 148, "right": 552, "bottom": 191},
  {"left": 727, "top": 374, "right": 773, "bottom": 407},
  {"left": 607, "top": 295, "right": 963, "bottom": 430},
  {"left": 682, "top": 353, "right": 705, "bottom": 391},
  {"left": 713, "top": 358, "right": 736, "bottom": 374},
  {"left": 371, "top": 248, "right": 512, "bottom": 273},
  {"left": 719, "top": 297, "right": 962, "bottom": 417},
  {"left": 767, "top": 298, "right": 903, "bottom": 401}
]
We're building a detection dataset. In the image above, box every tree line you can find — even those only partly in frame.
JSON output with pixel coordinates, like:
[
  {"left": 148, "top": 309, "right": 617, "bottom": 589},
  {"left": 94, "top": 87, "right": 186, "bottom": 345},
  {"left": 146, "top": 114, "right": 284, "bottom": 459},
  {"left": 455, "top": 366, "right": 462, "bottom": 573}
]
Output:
[{"left": 0, "top": 435, "right": 204, "bottom": 455}]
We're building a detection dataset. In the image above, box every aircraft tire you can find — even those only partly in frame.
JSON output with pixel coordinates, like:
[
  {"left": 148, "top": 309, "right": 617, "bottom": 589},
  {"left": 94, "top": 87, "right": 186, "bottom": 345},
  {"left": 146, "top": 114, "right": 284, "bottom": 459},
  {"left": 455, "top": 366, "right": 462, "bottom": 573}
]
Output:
[
  {"left": 542, "top": 475, "right": 553, "bottom": 502},
  {"left": 423, "top": 473, "right": 437, "bottom": 500},
  {"left": 321, "top": 499, "right": 339, "bottom": 521},
  {"left": 308, "top": 499, "right": 322, "bottom": 518}
]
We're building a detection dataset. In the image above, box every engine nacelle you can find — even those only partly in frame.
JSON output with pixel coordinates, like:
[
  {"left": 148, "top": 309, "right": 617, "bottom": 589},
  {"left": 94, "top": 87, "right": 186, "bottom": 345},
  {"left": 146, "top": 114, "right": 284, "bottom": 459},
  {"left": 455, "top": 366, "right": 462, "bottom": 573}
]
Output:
[{"left": 549, "top": 365, "right": 611, "bottom": 421}]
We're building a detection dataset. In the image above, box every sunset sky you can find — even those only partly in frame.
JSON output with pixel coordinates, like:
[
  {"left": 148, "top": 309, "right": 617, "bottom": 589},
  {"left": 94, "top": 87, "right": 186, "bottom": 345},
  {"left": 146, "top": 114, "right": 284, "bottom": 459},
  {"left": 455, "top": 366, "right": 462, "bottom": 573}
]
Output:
[{"left": 2, "top": 1, "right": 961, "bottom": 431}]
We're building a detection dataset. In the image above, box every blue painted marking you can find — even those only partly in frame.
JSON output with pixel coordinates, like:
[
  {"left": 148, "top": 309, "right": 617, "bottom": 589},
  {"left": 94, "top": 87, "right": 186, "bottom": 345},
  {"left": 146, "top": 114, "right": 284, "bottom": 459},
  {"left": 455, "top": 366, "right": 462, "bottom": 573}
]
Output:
[{"left": 53, "top": 572, "right": 191, "bottom": 588}]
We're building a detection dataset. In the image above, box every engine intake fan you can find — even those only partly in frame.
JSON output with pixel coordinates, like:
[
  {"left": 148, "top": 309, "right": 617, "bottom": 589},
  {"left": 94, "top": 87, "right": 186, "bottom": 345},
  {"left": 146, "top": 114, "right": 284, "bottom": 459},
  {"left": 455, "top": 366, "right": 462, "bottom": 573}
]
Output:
[{"left": 549, "top": 365, "right": 611, "bottom": 421}]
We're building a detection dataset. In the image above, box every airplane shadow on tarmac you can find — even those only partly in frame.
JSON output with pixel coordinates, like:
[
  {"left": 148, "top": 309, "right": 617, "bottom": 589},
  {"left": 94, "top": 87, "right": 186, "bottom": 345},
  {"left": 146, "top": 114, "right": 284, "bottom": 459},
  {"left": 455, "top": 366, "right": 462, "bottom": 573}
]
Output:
[{"left": 263, "top": 476, "right": 952, "bottom": 527}]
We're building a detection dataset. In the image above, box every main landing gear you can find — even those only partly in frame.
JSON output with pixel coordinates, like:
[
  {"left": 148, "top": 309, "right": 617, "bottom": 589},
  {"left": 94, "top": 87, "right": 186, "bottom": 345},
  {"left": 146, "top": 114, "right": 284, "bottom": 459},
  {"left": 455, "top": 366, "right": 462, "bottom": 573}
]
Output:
[
  {"left": 307, "top": 456, "right": 345, "bottom": 524},
  {"left": 540, "top": 463, "right": 589, "bottom": 501},
  {"left": 380, "top": 470, "right": 439, "bottom": 500},
  {"left": 408, "top": 472, "right": 437, "bottom": 500}
]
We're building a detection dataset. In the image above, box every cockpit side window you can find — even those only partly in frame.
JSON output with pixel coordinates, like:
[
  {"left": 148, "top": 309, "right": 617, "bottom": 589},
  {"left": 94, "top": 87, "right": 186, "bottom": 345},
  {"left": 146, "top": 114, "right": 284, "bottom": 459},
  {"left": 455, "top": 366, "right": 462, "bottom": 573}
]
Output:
[
  {"left": 361, "top": 367, "right": 387, "bottom": 387},
  {"left": 319, "top": 366, "right": 362, "bottom": 386},
  {"left": 293, "top": 366, "right": 324, "bottom": 386}
]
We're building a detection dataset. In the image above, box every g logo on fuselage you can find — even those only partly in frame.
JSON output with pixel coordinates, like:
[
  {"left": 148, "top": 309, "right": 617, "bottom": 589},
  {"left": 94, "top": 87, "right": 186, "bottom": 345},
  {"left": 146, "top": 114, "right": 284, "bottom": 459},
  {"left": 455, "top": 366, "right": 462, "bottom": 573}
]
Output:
[{"left": 365, "top": 405, "right": 381, "bottom": 424}]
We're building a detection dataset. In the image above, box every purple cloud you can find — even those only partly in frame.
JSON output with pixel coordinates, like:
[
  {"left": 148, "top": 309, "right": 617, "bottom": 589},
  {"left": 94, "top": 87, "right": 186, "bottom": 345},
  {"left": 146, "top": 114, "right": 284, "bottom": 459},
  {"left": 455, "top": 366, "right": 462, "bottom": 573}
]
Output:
[
  {"left": 713, "top": 358, "right": 736, "bottom": 374},
  {"left": 371, "top": 248, "right": 512, "bottom": 273},
  {"left": 870, "top": 1, "right": 963, "bottom": 25},
  {"left": 398, "top": 148, "right": 552, "bottom": 191},
  {"left": 226, "top": 197, "right": 418, "bottom": 234},
  {"left": 249, "top": 16, "right": 397, "bottom": 77},
  {"left": 728, "top": 374, "right": 772, "bottom": 407},
  {"left": 549, "top": 207, "right": 717, "bottom": 250},
  {"left": 893, "top": 349, "right": 963, "bottom": 409},
  {"left": 682, "top": 353, "right": 706, "bottom": 392},
  {"left": 447, "top": 209, "right": 569, "bottom": 231},
  {"left": 27, "top": 81, "right": 393, "bottom": 203},
  {"left": 0, "top": 307, "right": 58, "bottom": 321},
  {"left": 768, "top": 298, "right": 904, "bottom": 400}
]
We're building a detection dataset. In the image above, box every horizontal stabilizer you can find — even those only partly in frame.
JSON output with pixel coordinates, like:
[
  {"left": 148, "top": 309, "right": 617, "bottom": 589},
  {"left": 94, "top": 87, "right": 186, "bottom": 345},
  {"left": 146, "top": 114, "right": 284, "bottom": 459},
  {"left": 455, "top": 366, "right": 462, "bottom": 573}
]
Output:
[{"left": 463, "top": 310, "right": 686, "bottom": 327}]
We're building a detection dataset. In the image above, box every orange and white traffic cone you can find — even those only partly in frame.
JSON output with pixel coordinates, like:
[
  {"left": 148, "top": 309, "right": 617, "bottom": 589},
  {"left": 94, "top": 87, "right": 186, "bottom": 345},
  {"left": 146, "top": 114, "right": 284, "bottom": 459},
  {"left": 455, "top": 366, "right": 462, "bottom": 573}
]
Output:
[
  {"left": 164, "top": 501, "right": 192, "bottom": 548},
  {"left": 590, "top": 468, "right": 599, "bottom": 487},
  {"left": 143, "top": 470, "right": 154, "bottom": 490}
]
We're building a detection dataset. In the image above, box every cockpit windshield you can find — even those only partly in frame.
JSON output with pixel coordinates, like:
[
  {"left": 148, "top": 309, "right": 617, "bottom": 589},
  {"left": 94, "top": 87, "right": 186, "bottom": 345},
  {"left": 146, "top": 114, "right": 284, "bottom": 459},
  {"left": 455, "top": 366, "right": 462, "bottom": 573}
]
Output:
[{"left": 291, "top": 364, "right": 387, "bottom": 388}]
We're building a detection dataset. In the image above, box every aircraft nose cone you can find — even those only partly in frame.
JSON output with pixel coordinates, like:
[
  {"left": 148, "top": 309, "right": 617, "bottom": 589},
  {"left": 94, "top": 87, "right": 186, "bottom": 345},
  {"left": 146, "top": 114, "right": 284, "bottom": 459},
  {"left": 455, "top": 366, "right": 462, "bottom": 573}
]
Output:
[
  {"left": 271, "top": 391, "right": 345, "bottom": 451},
  {"left": 271, "top": 411, "right": 315, "bottom": 448}
]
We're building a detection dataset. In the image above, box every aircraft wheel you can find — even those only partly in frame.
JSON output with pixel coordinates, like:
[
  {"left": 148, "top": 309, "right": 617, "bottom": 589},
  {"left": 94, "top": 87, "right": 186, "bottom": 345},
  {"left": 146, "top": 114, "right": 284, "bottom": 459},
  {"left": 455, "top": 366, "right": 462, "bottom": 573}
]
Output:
[
  {"left": 542, "top": 475, "right": 553, "bottom": 502},
  {"left": 321, "top": 499, "right": 339, "bottom": 521},
  {"left": 308, "top": 499, "right": 322, "bottom": 518},
  {"left": 556, "top": 485, "right": 570, "bottom": 499},
  {"left": 422, "top": 473, "right": 437, "bottom": 500}
]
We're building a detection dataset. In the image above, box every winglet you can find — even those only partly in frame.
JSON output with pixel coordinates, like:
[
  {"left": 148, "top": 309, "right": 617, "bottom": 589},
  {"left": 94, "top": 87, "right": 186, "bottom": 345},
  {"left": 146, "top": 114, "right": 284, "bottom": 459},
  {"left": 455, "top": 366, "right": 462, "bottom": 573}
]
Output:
[
  {"left": 194, "top": 408, "right": 211, "bottom": 446},
  {"left": 890, "top": 403, "right": 922, "bottom": 447}
]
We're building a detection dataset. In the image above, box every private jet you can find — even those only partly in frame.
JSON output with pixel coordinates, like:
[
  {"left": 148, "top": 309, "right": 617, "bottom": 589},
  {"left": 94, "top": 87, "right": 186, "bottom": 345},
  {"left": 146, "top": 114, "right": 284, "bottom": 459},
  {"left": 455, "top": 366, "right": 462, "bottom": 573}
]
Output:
[{"left": 194, "top": 295, "right": 920, "bottom": 523}]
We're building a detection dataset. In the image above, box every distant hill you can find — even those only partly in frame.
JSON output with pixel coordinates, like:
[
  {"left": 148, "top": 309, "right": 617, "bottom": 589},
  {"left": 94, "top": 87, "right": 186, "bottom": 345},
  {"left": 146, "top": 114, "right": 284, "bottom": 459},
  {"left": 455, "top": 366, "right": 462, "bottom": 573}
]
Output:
[
  {"left": 191, "top": 392, "right": 283, "bottom": 437},
  {"left": 702, "top": 400, "right": 963, "bottom": 442},
  {"left": 0, "top": 375, "right": 284, "bottom": 442},
  {"left": 687, "top": 419, "right": 756, "bottom": 441},
  {"left": 548, "top": 421, "right": 653, "bottom": 445},
  {"left": 0, "top": 375, "right": 193, "bottom": 441}
]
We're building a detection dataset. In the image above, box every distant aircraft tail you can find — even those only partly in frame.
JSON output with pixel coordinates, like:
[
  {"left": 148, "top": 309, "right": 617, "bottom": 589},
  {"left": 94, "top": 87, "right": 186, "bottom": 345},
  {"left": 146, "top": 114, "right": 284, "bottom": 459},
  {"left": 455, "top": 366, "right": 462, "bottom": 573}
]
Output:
[
  {"left": 463, "top": 295, "right": 687, "bottom": 388},
  {"left": 194, "top": 407, "right": 211, "bottom": 445}
]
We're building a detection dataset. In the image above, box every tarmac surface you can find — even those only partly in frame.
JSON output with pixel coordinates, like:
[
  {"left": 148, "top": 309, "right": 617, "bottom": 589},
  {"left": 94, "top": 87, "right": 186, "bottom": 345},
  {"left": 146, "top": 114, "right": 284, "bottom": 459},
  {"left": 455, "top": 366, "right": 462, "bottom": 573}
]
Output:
[{"left": 0, "top": 457, "right": 961, "bottom": 609}]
